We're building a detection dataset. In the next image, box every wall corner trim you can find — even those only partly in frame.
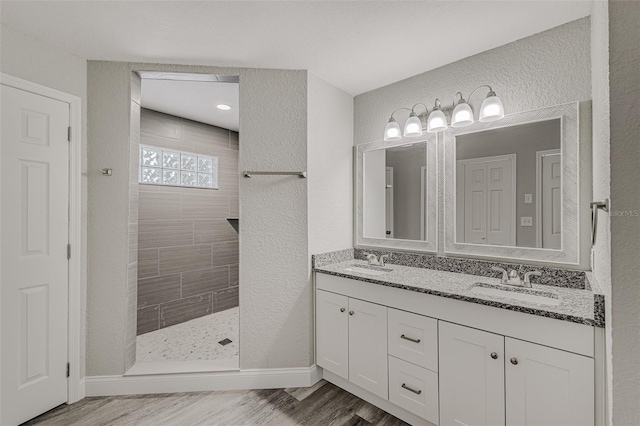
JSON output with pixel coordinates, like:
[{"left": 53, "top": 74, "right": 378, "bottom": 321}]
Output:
[{"left": 84, "top": 366, "right": 321, "bottom": 397}]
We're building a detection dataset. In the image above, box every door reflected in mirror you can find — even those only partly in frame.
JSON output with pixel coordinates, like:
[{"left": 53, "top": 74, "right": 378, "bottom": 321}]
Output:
[
  {"left": 364, "top": 142, "right": 427, "bottom": 241},
  {"left": 455, "top": 119, "right": 561, "bottom": 249}
]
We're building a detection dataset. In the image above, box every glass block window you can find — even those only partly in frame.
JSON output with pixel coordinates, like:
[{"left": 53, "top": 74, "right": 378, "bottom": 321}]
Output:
[{"left": 140, "top": 145, "right": 218, "bottom": 189}]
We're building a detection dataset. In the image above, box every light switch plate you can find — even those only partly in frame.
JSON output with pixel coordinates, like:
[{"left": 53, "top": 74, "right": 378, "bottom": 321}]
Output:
[
  {"left": 524, "top": 194, "right": 533, "bottom": 204},
  {"left": 521, "top": 217, "right": 533, "bottom": 227}
]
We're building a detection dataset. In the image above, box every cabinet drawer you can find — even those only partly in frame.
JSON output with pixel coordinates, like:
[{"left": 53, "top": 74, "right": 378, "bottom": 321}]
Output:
[
  {"left": 388, "top": 308, "right": 438, "bottom": 371},
  {"left": 389, "top": 356, "right": 439, "bottom": 424}
]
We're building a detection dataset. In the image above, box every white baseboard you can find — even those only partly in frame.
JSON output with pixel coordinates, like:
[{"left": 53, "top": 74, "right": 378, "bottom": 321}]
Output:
[
  {"left": 85, "top": 365, "right": 321, "bottom": 397},
  {"left": 125, "top": 359, "right": 239, "bottom": 376}
]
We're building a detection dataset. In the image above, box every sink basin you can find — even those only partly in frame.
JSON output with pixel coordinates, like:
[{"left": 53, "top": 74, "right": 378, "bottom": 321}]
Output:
[
  {"left": 344, "top": 264, "right": 393, "bottom": 276},
  {"left": 470, "top": 283, "right": 561, "bottom": 306}
]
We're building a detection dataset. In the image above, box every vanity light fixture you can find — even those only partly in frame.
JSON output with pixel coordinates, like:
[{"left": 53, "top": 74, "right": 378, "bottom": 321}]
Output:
[
  {"left": 383, "top": 116, "right": 403, "bottom": 141},
  {"left": 216, "top": 104, "right": 232, "bottom": 111},
  {"left": 383, "top": 85, "right": 505, "bottom": 138},
  {"left": 404, "top": 112, "right": 423, "bottom": 137},
  {"left": 384, "top": 107, "right": 411, "bottom": 141},
  {"left": 384, "top": 104, "right": 430, "bottom": 141},
  {"left": 451, "top": 85, "right": 505, "bottom": 127},
  {"left": 426, "top": 99, "right": 448, "bottom": 133}
]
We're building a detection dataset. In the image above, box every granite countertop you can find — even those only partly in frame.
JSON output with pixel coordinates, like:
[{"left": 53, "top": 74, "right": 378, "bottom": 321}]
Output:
[{"left": 315, "top": 259, "right": 604, "bottom": 327}]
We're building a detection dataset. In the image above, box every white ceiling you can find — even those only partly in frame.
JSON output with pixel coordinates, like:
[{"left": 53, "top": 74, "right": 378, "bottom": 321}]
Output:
[
  {"left": 0, "top": 1, "right": 592, "bottom": 95},
  {"left": 141, "top": 78, "right": 240, "bottom": 131}
]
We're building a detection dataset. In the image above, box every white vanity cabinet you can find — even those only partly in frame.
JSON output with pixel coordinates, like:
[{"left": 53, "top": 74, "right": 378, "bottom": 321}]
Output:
[
  {"left": 439, "top": 321, "right": 594, "bottom": 426},
  {"left": 316, "top": 290, "right": 388, "bottom": 399},
  {"left": 315, "top": 273, "right": 598, "bottom": 426}
]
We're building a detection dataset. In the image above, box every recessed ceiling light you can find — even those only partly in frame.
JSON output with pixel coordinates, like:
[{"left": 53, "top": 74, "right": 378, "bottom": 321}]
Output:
[{"left": 217, "top": 104, "right": 232, "bottom": 111}]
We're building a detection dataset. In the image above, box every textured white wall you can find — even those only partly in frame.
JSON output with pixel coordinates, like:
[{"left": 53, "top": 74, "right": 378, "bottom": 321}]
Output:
[
  {"left": 87, "top": 62, "right": 323, "bottom": 374},
  {"left": 0, "top": 24, "right": 89, "bottom": 377},
  {"left": 307, "top": 73, "right": 354, "bottom": 255},
  {"left": 607, "top": 1, "right": 640, "bottom": 423},
  {"left": 238, "top": 68, "right": 311, "bottom": 369},
  {"left": 589, "top": 2, "right": 612, "bottom": 423}
]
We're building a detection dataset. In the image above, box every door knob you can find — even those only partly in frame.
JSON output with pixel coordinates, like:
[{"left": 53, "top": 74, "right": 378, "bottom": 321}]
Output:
[
  {"left": 340, "top": 308, "right": 345, "bottom": 313},
  {"left": 349, "top": 311, "right": 354, "bottom": 316},
  {"left": 510, "top": 357, "right": 519, "bottom": 365},
  {"left": 490, "top": 352, "right": 498, "bottom": 359}
]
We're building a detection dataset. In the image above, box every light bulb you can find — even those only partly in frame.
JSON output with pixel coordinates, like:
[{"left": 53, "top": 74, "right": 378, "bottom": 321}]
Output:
[
  {"left": 403, "top": 113, "right": 423, "bottom": 137},
  {"left": 427, "top": 109, "right": 448, "bottom": 133},
  {"left": 384, "top": 117, "right": 402, "bottom": 141},
  {"left": 451, "top": 101, "right": 474, "bottom": 128},
  {"left": 479, "top": 92, "right": 504, "bottom": 122}
]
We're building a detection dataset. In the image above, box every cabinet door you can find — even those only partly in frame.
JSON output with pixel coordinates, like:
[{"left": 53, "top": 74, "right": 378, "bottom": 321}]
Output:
[
  {"left": 506, "top": 338, "right": 594, "bottom": 426},
  {"left": 349, "top": 298, "right": 388, "bottom": 399},
  {"left": 440, "top": 321, "right": 505, "bottom": 426},
  {"left": 316, "top": 290, "right": 349, "bottom": 380}
]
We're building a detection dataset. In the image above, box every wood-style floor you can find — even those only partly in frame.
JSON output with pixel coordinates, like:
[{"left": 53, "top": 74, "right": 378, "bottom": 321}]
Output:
[{"left": 24, "top": 380, "right": 408, "bottom": 426}]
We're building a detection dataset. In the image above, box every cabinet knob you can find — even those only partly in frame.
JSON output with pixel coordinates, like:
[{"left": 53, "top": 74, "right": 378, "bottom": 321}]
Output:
[
  {"left": 349, "top": 311, "right": 354, "bottom": 316},
  {"left": 490, "top": 352, "right": 498, "bottom": 359},
  {"left": 510, "top": 357, "right": 519, "bottom": 365},
  {"left": 340, "top": 308, "right": 345, "bottom": 313}
]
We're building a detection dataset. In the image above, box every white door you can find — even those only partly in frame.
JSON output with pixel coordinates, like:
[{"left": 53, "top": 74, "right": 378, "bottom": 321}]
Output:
[
  {"left": 486, "top": 158, "right": 514, "bottom": 246},
  {"left": 540, "top": 152, "right": 561, "bottom": 249},
  {"left": 440, "top": 321, "right": 505, "bottom": 426},
  {"left": 1, "top": 85, "right": 69, "bottom": 425},
  {"left": 316, "top": 290, "right": 349, "bottom": 380},
  {"left": 385, "top": 167, "right": 394, "bottom": 238},
  {"left": 462, "top": 156, "right": 515, "bottom": 246},
  {"left": 348, "top": 298, "right": 388, "bottom": 399},
  {"left": 505, "top": 338, "right": 594, "bottom": 426}
]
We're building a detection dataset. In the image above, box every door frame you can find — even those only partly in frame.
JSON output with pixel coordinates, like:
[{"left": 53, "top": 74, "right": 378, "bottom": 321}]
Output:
[
  {"left": 385, "top": 166, "right": 394, "bottom": 239},
  {"left": 420, "top": 166, "right": 427, "bottom": 240},
  {"left": 0, "top": 73, "right": 84, "bottom": 407},
  {"left": 535, "top": 149, "right": 561, "bottom": 248}
]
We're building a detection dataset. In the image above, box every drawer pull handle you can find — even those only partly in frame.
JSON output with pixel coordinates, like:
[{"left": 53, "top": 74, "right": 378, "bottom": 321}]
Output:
[
  {"left": 400, "top": 334, "right": 421, "bottom": 344},
  {"left": 401, "top": 383, "right": 422, "bottom": 395}
]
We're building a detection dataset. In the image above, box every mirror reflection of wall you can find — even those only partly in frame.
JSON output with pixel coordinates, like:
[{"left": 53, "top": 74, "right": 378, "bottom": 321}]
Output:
[
  {"left": 455, "top": 119, "right": 561, "bottom": 249},
  {"left": 363, "top": 142, "right": 427, "bottom": 241}
]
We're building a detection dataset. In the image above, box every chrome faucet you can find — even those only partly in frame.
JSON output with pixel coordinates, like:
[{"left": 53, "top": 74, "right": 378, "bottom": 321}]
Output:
[
  {"left": 524, "top": 270, "right": 542, "bottom": 286},
  {"left": 364, "top": 253, "right": 379, "bottom": 265},
  {"left": 363, "top": 253, "right": 390, "bottom": 267},
  {"left": 491, "top": 267, "right": 542, "bottom": 288}
]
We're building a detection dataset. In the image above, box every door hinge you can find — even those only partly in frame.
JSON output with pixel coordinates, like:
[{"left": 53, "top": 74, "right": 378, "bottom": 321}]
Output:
[
  {"left": 67, "top": 126, "right": 71, "bottom": 142},
  {"left": 67, "top": 244, "right": 71, "bottom": 260},
  {"left": 66, "top": 362, "right": 70, "bottom": 378}
]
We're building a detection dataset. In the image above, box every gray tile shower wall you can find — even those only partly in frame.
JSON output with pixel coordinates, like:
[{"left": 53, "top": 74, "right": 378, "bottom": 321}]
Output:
[
  {"left": 351, "top": 248, "right": 587, "bottom": 289},
  {"left": 137, "top": 108, "right": 239, "bottom": 335}
]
